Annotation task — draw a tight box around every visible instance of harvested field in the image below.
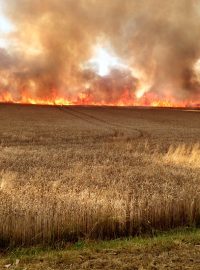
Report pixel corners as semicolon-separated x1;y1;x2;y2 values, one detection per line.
0;104;199;246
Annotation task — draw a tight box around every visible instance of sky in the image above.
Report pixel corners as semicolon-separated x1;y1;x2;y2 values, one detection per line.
0;1;14;49
0;1;13;33
0;15;14;34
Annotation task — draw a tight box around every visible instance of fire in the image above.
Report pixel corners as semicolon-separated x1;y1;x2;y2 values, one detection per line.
0;88;199;108
0;46;199;108
1;1;200;109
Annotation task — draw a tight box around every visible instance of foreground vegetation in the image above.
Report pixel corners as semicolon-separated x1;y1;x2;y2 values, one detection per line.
1;229;200;269
0;104;199;247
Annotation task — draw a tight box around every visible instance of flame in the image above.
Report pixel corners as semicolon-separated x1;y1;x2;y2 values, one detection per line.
1;1;200;109
0;88;199;107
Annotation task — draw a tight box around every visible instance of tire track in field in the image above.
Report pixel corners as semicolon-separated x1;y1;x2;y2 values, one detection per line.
56;106;96;126
72;108;143;135
56;106;148;140
69;107;148;139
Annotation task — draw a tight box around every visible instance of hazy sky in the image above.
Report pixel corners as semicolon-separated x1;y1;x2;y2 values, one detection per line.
0;1;14;50
0;1;13;34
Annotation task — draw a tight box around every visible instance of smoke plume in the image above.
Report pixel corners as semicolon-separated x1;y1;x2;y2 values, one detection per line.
0;0;200;105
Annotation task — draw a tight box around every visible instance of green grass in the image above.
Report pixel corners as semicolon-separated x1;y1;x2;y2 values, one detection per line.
1;228;200;269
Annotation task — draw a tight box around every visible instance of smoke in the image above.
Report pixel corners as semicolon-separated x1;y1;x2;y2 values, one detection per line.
0;0;200;104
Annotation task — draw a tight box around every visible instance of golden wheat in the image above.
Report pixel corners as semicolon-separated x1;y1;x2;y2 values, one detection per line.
0;104;199;246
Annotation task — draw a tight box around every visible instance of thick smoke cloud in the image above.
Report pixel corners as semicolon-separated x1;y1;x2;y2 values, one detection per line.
0;0;200;104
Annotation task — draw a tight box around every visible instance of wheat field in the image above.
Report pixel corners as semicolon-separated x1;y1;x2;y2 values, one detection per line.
0;104;199;246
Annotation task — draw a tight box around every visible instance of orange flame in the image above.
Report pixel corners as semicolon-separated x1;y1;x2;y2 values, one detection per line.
0;88;199;108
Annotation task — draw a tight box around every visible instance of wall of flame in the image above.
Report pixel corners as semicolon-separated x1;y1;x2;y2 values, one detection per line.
0;0;200;107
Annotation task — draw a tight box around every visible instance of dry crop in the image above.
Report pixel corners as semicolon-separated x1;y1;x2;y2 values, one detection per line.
0;104;199;246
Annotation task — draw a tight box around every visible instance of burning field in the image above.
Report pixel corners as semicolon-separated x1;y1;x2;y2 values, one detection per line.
0;1;200;263
0;104;199;246
0;0;200;107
